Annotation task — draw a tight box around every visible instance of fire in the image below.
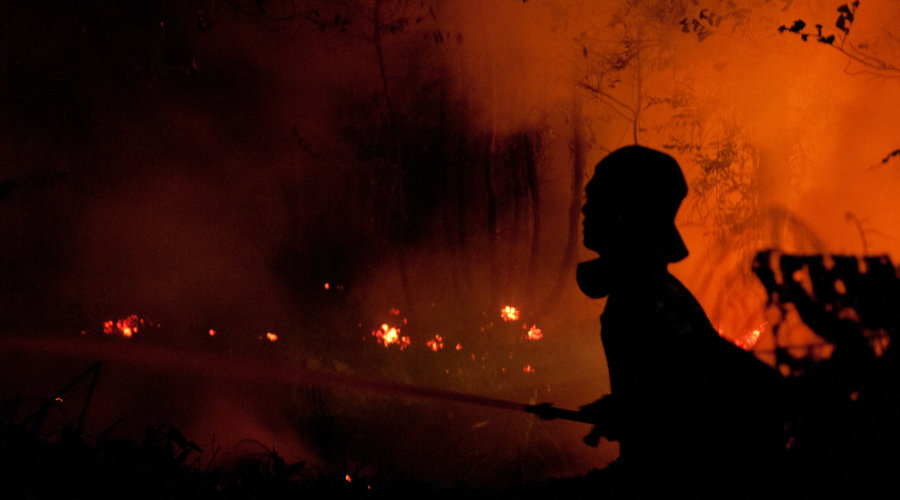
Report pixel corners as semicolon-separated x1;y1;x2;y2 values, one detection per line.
734;327;763;350
720;323;766;350
501;305;520;322
266;332;278;342
526;325;543;341
427;334;444;351
103;315;142;338
208;329;216;337
372;323;410;350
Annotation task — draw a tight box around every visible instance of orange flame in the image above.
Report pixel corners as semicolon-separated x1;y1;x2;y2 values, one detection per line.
103;315;142;338
427;334;444;352
266;332;278;342
526;325;543;341
372;323;410;350
720;323;765;350
208;329;216;337
501;305;520;322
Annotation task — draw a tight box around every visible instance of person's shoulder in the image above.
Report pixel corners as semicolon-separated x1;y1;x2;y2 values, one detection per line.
652;273;718;339
656;274;708;316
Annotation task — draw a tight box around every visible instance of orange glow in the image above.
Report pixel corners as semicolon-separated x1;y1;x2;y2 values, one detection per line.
266;332;278;342
324;282;330;290
456;343;463;351
501;305;520;322
526;325;543;341
389;308;400;316
720;323;765;351
345;474;352;483
208;329;216;337
372;323;410;350
427;334;444;351
523;364;534;373
104;315;142;338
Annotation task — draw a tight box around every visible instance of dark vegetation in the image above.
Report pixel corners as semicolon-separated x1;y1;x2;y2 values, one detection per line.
0;387;602;499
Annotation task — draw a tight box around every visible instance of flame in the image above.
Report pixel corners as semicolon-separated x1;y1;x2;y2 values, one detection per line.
501;305;520;322
372;323;410;350
266;332;278;342
345;474;352;483
720;323;766;350
103;315;142;338
427;334;444;352
208;329;216;337
526;325;543;341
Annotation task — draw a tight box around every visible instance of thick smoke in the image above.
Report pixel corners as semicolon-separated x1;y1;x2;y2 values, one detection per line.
2;0;900;486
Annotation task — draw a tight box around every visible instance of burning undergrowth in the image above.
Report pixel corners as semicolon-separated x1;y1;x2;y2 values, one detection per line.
4;0;900;495
0;290;610;491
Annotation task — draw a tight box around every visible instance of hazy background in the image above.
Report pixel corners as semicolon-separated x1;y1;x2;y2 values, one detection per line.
2;0;900;487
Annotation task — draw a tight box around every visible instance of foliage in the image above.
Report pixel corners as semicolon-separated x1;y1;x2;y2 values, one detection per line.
778;1;900;78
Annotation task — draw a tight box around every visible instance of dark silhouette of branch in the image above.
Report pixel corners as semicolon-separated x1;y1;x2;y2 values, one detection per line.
778;1;900;78
577;81;635;122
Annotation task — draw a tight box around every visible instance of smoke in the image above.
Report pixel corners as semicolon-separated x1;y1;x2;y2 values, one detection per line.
3;0;900;487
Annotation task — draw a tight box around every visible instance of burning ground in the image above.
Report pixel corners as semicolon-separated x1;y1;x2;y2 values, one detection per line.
3;0;900;494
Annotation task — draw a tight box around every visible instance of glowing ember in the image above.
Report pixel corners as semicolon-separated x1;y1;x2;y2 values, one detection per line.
501;305;520;322
103;315;142;338
324;282;330;290
266;332;278;342
208;329;216;337
523;364;534;373
526;325;543;341
372;323;410;350
720;323;765;350
427;334;444;352
345;474;352;483
456;343;463;351
389;308;400;316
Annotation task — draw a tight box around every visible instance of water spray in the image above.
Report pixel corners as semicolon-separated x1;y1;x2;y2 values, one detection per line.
0;337;594;426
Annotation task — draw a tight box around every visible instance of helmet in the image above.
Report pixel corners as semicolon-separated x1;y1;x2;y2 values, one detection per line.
583;145;688;263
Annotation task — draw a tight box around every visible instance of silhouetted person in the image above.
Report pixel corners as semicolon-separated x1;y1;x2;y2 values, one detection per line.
576;146;785;495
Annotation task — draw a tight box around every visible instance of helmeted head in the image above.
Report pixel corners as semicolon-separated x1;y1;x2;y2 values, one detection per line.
578;146;688;297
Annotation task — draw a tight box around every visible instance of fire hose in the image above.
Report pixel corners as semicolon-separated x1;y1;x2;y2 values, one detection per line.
0;337;601;439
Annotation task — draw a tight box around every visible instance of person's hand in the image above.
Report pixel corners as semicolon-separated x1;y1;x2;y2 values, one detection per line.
579;396;619;445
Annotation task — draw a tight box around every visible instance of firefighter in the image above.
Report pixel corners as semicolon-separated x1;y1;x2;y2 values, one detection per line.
576;146;786;495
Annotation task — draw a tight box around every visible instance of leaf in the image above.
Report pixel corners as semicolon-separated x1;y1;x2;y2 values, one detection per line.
881;149;900;164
